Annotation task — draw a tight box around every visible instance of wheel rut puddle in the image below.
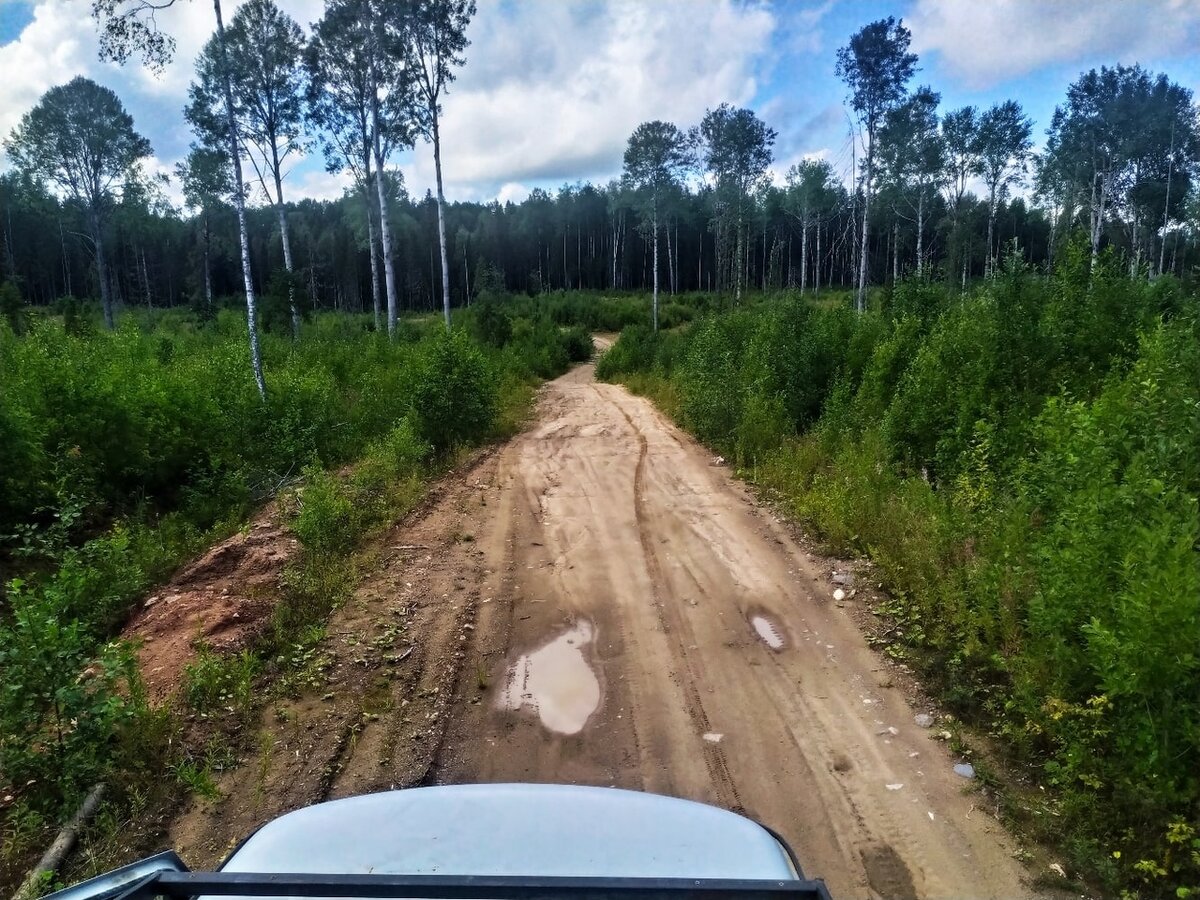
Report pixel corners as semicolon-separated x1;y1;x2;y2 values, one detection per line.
498;620;601;735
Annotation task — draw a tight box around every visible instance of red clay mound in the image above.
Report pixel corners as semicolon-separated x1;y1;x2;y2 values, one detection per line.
122;508;297;704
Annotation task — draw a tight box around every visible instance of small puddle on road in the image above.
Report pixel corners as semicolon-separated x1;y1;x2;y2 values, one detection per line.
750;614;785;650
499;620;600;734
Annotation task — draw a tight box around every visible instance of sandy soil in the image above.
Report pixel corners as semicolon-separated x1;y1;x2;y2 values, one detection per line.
162;342;1040;899
124;506;294;703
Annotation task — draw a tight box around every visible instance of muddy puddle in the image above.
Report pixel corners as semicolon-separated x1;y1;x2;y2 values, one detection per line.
750;613;785;650
499;620;600;734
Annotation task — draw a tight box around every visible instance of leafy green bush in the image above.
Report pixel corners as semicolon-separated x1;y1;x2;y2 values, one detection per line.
410;328;496;453
0;582;146;814
291;467;358;557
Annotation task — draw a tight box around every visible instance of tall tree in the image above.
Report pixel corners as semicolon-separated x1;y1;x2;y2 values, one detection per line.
189;0;306;338
407;0;476;327
1038;66;1190;268
4;77;150;330
941;105;981;283
366;0;419;336
307;0;393;331
623;121;694;330
176;145;231;310
976;101;1032;275
93;0;269;397
699;104;775;304
783;159;838;292
836;17;917;311
878;86;942;276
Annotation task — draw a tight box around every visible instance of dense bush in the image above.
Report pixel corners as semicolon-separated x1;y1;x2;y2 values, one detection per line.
410;328;496;453
0;303;588;822
599;258;1200;896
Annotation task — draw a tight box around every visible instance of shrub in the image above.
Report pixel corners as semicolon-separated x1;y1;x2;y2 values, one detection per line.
410;328;496;454
292;466;358;556
0;582;146;814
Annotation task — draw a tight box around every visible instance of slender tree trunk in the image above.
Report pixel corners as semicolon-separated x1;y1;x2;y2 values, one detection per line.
364;158;382;331
815;219;821;295
799;215;808;294
140;246;152;309
734;208;744;305
431;110;451;327
203;210;212;308
213;0;265;397
1159;127;1174;278
370;77;399;336
665;215;674;295
60;219;72;298
856;136;872;313
916;191;925;276
892;219;899;283
90;209;114;329
651;191;659;331
986;186;998;278
272;160;299;338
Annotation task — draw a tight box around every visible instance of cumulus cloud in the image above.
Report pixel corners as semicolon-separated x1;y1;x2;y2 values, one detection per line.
2;0;778;202
0;0;319;166
909;0;1200;89
405;0;777;200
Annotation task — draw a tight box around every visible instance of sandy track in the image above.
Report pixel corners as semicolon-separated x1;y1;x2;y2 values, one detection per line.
164;347;1037;899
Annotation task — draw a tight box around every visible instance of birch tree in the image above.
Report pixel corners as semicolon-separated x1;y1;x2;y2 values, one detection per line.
877;86;942;276
622;121;693;331
699;104;775;305
407;0;476;327
783;159;838;292
176;145;231;310
941;106;981;284
307;0;393;331
836;17;917;311
92;0;268;397
4;77;150;330
365;0;420;336
976;101;1032;275
189;0;306;338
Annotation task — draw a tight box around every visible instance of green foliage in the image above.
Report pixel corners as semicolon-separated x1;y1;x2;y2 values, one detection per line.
182;648;261;717
471;297;512;348
410;328;496;453
259;268;307;335
0;281;27;335
0;581;146;814
602;280;1200;895
0;305;577;839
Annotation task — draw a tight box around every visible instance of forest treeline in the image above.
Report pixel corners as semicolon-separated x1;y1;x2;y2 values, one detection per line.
598;252;1200;897
4;13;1200;343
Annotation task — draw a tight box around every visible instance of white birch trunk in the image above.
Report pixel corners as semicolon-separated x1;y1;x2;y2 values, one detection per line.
214;0;265;398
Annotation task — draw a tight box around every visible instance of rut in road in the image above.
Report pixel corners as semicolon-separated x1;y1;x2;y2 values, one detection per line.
164;347;1039;900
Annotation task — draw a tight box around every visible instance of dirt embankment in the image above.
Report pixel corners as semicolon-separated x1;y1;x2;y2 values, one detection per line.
148;344;1041;899
123;509;294;703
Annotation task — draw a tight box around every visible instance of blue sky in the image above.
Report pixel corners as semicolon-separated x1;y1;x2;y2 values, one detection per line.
4;0;1200;207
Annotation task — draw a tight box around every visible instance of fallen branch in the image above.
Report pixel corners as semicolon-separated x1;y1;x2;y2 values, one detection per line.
14;783;106;900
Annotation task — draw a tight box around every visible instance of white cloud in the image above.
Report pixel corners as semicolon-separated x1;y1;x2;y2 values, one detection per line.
404;0;777;201
0;0;321;164
496;182;530;205
290;167;352;202
909;0;1200;89
2;0;777;202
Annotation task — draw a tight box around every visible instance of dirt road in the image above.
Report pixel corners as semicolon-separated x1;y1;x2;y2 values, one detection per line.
166;344;1037;899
